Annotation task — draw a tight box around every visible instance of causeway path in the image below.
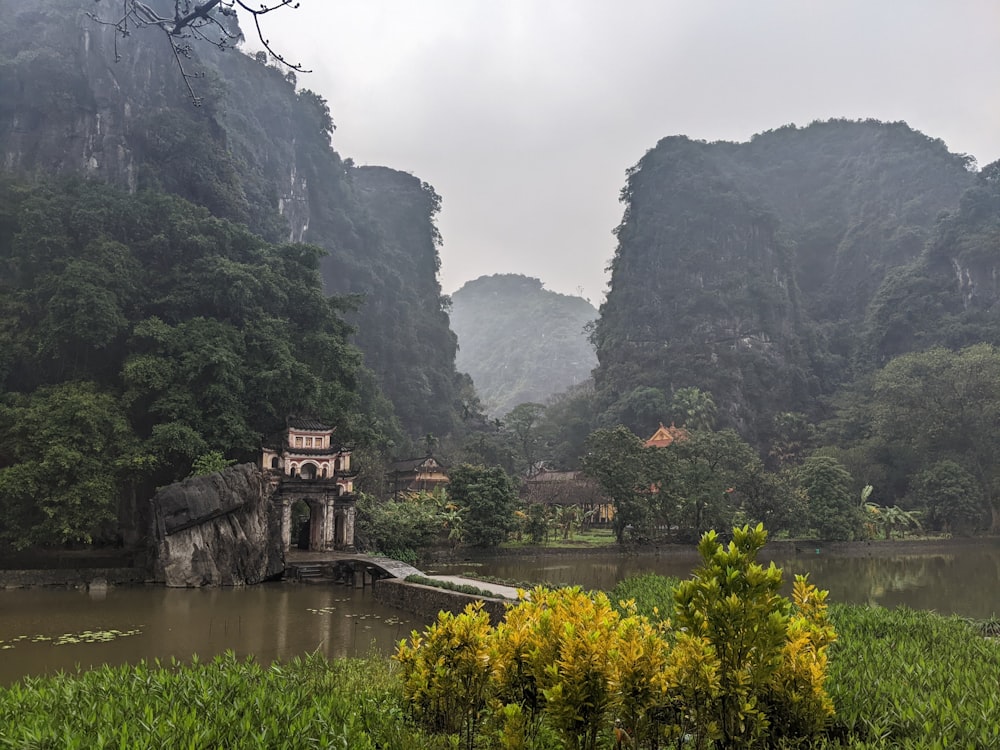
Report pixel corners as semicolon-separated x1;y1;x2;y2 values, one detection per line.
285;550;521;600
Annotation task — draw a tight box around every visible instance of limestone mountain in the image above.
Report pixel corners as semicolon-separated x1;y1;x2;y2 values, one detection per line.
862;162;1000;364
451;274;598;418
0;0;468;445
592;120;984;447
592;136;809;445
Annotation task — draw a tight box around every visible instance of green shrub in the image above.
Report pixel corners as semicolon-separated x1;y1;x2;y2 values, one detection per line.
673;524;836;747
395;603;494;749
398;525;836;750
609;573;680;625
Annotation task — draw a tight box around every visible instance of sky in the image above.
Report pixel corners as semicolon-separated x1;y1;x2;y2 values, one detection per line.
241;0;1000;305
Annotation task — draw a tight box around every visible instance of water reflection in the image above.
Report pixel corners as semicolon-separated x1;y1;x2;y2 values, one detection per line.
0;583;415;686
433;540;1000;617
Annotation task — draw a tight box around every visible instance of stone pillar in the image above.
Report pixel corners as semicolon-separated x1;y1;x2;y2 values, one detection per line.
322;497;335;550
344;505;356;551
280;498;292;551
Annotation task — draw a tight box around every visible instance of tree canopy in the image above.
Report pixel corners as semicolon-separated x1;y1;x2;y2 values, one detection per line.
0;177;377;549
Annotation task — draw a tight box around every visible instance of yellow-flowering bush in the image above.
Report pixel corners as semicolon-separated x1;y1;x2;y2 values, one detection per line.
394;602;493;749
395;524;836;749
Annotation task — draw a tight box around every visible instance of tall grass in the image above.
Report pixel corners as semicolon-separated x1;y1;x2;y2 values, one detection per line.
0;652;447;749
825;604;1000;748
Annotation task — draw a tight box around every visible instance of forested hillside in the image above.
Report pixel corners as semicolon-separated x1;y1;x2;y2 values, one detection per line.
0;178;378;549
451;274;597;418
0;0;468;444
592;120;986;446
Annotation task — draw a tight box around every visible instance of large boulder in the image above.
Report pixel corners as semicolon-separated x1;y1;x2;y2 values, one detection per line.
151;464;284;587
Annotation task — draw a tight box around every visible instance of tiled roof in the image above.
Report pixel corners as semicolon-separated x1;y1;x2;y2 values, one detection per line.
645;422;689;448
390;455;443;473
287;416;332;432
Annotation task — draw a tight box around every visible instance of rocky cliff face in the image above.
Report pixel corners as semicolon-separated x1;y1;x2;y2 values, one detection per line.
0;0;469;443
593;136;809;442
151;464;283;587
450;274;598;418
591;121;986;445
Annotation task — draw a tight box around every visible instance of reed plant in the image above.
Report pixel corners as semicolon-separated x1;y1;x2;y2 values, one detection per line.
0;652;446;749
825;604;1000;748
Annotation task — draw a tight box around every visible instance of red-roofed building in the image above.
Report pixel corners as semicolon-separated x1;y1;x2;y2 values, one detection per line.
644;422;689;449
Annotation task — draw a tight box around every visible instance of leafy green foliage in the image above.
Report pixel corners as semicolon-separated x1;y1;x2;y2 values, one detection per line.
912;460;983;534
609;573;679;625
871;345;1000;531
0;2;469;451
447;465;519;548
396;603;495;748
581;427;652;542
0;652;427;749
823;345;1000;534
355;492;450;555
0;178;373;548
398;526;836;749
668;386;717;431
188;451;236;478
826;605;1000;748
582;425;800;543
0;382;138;549
674;525;836;747
796;456;860;541
664;429;764;537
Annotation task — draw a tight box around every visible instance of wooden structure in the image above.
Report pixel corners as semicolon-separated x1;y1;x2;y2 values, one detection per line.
388;454;449;497
521;468;613;524
262;417;358;552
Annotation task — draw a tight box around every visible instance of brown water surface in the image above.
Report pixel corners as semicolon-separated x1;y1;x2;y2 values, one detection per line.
4;539;999;685
426;539;1000;617
0;583;414;685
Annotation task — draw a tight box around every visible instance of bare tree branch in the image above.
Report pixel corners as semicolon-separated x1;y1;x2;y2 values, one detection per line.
88;0;309;105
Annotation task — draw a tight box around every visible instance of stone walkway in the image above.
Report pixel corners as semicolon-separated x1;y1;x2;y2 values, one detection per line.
424;575;522;600
284;550;522;599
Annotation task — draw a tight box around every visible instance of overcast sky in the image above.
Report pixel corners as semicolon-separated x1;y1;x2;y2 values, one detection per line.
243;1;1000;304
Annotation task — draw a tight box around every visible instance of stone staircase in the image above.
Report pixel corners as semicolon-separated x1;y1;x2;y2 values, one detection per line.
290;563;324;581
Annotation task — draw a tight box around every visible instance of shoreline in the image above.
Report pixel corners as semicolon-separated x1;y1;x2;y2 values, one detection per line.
3;536;996;588
426;535;998;564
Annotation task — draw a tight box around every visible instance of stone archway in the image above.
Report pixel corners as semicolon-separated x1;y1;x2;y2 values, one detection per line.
276;493;355;552
300;462;318;480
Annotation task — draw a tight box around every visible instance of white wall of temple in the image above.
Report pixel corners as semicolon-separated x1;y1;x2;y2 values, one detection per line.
287;430;333;449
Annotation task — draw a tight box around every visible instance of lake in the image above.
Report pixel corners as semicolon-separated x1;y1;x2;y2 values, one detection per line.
426;539;1000;616
0;583;415;686
3;539;999;685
